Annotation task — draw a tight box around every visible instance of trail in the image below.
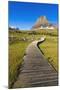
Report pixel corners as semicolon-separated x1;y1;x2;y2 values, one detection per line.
13;37;58;88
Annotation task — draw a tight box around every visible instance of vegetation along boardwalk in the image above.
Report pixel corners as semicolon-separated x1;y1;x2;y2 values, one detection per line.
13;37;58;88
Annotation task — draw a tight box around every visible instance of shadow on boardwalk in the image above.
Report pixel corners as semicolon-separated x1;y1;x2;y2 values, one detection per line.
13;37;58;88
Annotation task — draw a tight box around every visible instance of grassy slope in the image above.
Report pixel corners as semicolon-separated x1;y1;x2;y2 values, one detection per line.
9;30;42;87
9;41;29;87
9;29;58;88
39;36;58;71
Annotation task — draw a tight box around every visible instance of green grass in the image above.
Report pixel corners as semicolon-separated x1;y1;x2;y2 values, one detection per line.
9;28;58;88
9;41;29;87
9;29;58;37
39;36;58;71
9;29;42;88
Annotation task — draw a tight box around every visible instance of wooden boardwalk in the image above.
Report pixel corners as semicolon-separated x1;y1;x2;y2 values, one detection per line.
13;38;58;88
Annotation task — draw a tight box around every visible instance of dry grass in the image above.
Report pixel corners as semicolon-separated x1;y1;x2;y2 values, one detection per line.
9;28;58;88
9;41;29;87
39;36;58;71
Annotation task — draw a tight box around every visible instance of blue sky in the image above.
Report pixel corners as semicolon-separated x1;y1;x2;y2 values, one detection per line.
8;1;58;30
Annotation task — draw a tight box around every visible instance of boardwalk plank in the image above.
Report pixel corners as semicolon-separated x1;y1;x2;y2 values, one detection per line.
13;39;58;88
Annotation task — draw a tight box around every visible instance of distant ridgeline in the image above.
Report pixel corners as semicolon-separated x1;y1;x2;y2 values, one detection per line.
32;16;57;30
9;16;58;31
9;26;20;31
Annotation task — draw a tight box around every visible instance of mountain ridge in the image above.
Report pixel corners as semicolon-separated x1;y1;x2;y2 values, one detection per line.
32;16;56;30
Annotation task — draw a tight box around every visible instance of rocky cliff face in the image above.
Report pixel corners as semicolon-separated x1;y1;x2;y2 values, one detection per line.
32;16;54;29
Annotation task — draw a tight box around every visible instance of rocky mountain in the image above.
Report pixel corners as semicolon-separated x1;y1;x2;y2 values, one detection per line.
32;16;55;29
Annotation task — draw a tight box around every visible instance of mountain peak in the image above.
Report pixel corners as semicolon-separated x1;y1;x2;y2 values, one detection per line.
32;16;52;29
